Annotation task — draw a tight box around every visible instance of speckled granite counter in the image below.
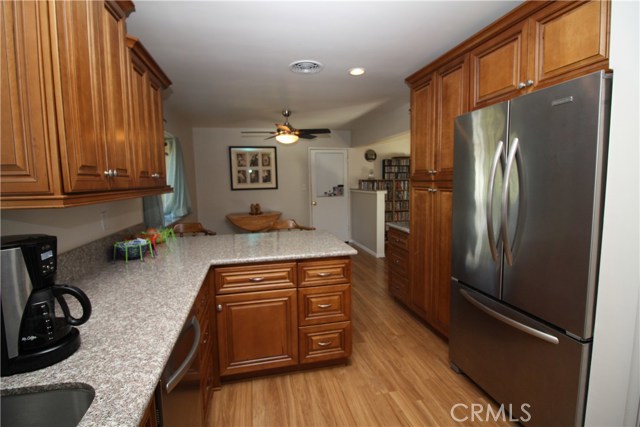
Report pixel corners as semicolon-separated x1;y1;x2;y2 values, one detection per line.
387;221;410;233
0;231;357;427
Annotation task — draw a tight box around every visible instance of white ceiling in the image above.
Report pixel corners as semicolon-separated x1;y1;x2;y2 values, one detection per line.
126;1;523;131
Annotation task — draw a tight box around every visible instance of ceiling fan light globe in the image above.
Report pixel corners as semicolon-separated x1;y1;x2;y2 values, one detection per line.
275;133;299;144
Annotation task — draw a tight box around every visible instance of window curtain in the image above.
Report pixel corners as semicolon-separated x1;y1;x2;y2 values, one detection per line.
162;132;192;225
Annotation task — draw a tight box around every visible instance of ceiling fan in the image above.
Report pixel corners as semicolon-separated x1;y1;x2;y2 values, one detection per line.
241;109;331;144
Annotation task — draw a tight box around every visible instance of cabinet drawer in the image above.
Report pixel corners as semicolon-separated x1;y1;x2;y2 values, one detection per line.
387;229;409;251
214;262;296;294
298;258;351;287
388;251;409;275
298;284;351;326
299;321;352;364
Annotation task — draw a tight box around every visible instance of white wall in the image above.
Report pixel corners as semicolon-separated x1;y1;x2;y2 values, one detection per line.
348;131;410;188
585;1;640;425
0;199;143;254
192;128;350;235
350;98;410;147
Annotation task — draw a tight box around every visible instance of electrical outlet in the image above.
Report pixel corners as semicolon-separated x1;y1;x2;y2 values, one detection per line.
100;211;108;231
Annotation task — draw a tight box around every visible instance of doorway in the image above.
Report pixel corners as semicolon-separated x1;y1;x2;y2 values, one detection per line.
308;148;349;241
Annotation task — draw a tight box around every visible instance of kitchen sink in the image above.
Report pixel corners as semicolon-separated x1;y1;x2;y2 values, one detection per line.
1;384;95;427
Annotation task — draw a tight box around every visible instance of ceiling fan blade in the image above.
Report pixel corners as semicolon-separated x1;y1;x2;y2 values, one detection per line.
298;134;317;140
264;135;277;140
241;131;275;134
297;128;331;135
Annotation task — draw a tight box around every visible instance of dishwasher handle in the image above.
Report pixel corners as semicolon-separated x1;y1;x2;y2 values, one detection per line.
165;316;201;394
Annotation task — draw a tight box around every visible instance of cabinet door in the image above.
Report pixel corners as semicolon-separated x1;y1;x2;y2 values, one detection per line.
409;182;452;337
409;183;436;320
430;182;453;337
101;1;132;189
434;56;469;182
470;20;529;110
410;77;435;181
216;289;298;376
147;75;167;186
1;1;55;195
54;0;109;192
528;0;610;89
128;52;155;188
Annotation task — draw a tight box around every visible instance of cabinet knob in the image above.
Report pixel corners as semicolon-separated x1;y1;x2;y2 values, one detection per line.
104;169;115;178
216;304;222;312
526;79;534;87
518;82;526;89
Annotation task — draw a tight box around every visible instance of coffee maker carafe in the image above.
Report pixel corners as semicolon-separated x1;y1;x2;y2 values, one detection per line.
1;235;92;376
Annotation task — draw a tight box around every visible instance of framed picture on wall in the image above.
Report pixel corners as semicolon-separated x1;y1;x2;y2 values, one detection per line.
229;146;278;190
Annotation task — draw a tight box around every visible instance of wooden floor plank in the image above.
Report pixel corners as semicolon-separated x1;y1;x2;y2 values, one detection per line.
209;247;508;426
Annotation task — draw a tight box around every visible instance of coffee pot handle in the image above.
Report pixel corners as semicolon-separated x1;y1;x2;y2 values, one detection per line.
53;285;92;326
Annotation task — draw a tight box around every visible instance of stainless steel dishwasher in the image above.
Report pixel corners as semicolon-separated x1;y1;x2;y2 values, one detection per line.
156;315;202;427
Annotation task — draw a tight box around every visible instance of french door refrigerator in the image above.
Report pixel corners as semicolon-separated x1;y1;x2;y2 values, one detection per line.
449;71;611;427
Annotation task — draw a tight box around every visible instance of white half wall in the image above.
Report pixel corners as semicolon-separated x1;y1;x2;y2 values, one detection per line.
193;128;350;235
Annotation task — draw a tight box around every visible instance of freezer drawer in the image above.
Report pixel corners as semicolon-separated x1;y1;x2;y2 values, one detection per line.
449;281;590;427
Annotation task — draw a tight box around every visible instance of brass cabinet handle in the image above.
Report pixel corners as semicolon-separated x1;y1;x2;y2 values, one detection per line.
317;304;332;309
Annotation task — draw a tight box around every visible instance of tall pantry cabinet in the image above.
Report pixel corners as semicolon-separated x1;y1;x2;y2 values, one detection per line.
405;0;610;338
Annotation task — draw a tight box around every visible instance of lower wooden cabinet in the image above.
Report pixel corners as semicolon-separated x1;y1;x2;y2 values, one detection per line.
387;227;410;305
299;321;352;364
214;258;352;379
216;288;298;376
410;181;453;337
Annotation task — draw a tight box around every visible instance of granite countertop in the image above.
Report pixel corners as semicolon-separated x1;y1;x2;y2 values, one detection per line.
0;231;356;427
387;221;410;233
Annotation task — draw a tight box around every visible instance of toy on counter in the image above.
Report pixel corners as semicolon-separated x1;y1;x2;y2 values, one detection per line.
113;238;154;262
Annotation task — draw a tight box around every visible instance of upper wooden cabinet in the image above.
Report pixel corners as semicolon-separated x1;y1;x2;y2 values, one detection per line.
470;0;610;110
410;56;468;182
126;36;171;188
0;0;172;209
54;0;132;192
1;1;56;196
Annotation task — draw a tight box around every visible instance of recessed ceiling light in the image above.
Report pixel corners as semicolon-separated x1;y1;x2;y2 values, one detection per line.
289;60;323;74
349;67;366;76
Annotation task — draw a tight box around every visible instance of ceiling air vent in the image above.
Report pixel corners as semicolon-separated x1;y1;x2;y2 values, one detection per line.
289;60;323;74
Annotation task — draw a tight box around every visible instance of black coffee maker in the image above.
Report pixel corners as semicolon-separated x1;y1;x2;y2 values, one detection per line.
1;234;92;376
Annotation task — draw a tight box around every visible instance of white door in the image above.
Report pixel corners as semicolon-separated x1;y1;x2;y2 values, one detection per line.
309;148;349;241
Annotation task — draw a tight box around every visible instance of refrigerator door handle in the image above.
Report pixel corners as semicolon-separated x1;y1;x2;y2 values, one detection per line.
460;288;560;345
487;140;505;262
501;137;525;266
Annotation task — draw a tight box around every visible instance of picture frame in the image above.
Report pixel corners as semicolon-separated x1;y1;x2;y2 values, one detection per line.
229;146;278;190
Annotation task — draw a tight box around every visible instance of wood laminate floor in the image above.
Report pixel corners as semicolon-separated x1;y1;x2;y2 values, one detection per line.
209;247;510;427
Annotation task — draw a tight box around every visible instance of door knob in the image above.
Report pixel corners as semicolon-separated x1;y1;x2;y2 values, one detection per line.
312;201;317;206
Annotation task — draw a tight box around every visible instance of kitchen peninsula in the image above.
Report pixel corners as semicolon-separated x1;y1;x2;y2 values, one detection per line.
0;231;356;426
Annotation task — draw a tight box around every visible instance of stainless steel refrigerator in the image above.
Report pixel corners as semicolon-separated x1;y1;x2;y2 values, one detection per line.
449;71;611;427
